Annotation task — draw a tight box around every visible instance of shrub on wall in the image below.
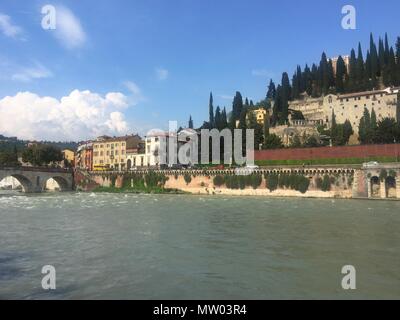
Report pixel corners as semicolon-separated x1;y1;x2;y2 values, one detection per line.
184;173;192;185
379;169;388;182
321;175;331;192
213;175;225;187
265;173;279;192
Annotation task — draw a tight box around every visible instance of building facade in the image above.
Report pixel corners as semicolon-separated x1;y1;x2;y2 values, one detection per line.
75;142;93;171
92;135;141;171
289;87;399;131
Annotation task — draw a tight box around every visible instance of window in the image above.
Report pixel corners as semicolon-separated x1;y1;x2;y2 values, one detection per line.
354;105;358;108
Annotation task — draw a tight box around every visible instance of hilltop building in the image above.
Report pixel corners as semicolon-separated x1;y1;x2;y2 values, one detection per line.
289;87;399;130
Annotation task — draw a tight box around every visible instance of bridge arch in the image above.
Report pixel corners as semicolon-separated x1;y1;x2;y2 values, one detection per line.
385;176;396;198
370;176;380;197
43;176;70;192
0;174;33;192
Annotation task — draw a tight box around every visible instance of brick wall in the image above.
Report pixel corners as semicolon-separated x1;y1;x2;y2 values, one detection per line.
255;144;400;161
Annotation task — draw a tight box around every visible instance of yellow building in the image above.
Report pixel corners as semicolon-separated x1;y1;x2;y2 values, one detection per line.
92;135;141;171
246;108;269;125
62;149;75;164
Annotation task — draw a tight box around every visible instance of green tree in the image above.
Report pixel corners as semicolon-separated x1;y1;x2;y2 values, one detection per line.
374;118;398;144
369;33;379;87
263;134;283;149
335;56;346;93
22;144;63;167
188;115;194;129
209;92;214;128
266;79;276;100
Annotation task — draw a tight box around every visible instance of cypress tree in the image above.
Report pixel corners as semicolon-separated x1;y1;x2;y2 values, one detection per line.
365;51;372;89
303;64;313;96
396;37;400;86
188;115;194;129
347;49;357;92
397;92;400;123
384;33;390;65
215;106;222;130
356;42;365;91
266;79;276;100
311;64;319;97
370;33;379;87
335;56;346;93
371;108;377;129
378;37;385;76
231;91;243;125
209;92;214;128
319;52;330;95
281;72;291;122
221;107;228;128
292;73;299;100
272;85;282;124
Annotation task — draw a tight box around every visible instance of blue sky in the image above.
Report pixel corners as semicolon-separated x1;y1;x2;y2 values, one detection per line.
0;0;399;141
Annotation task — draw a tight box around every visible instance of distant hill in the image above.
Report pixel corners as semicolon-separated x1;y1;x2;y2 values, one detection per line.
0;135;78;153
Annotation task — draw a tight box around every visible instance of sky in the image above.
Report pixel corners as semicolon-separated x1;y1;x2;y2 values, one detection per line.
0;0;399;141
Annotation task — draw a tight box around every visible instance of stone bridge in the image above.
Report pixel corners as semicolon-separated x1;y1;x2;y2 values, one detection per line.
0;167;74;193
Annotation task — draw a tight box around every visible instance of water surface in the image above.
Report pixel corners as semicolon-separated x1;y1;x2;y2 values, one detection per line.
1;191;399;299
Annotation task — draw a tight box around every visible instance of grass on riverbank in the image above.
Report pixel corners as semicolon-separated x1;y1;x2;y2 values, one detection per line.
255;156;398;166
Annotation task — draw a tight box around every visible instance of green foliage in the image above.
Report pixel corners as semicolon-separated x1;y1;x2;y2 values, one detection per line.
264;173;310;193
213;175;225;187
22;144;63;166
0;145;20;167
184;173;192;185
263;134;284;149
389;170;397;178
379;169;388;181
265;173;279;192
321;175;332;192
145;172;168;188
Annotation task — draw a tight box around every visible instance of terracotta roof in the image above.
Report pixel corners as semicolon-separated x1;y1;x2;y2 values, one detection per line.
338;89;389;99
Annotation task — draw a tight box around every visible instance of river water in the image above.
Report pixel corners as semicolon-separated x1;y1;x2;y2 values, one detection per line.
0;191;399;299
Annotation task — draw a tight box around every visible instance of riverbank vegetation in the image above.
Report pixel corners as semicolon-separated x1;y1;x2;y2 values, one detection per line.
92;172;185;194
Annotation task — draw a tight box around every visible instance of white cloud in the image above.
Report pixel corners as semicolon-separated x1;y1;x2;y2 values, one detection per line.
53;6;87;49
155;68;169;80
251;69;275;78
217;94;233;100
11;63;53;82
123;81;145;105
0;13;23;38
0;90;131;141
